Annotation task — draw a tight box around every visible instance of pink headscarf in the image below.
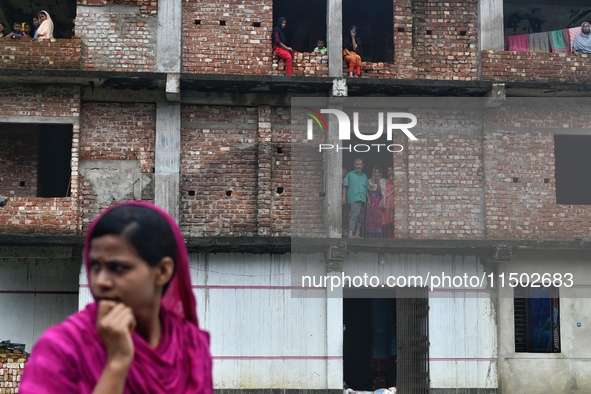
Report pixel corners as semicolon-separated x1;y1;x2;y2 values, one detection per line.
19;201;213;393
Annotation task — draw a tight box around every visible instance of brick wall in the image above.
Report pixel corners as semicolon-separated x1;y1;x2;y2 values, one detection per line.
272;52;328;77
0;85;80;118
404;135;484;239
412;0;478;80
76;6;157;72
270;107;292;235
394;0;416;78
0;86;79;234
482;105;591;240
79;102;156;228
0;38;82;70
183;0;272;75
180;105;259;236
77;0;157;14
482;51;591;83
0;126;38;197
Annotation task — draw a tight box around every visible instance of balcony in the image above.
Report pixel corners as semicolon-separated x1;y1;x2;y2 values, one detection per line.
0;38;82;71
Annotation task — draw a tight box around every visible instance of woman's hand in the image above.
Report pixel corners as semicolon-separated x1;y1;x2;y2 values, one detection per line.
97;300;136;368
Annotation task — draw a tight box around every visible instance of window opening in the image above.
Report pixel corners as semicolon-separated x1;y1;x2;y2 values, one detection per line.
514;284;561;353
554;135;591;205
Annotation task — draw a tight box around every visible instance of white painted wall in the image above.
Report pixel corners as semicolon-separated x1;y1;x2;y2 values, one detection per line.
0;246;80;352
344;253;498;390
498;250;591;393
79;252;342;390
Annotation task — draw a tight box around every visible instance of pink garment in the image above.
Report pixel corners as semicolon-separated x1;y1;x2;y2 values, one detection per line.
506;34;529;52
36;10;53;39
20;201;213;393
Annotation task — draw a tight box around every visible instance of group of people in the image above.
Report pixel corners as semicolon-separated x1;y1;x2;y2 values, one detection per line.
272;17;363;77
0;11;53;40
342;159;395;239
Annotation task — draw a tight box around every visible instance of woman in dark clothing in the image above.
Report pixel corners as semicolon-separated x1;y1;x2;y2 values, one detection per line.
343;25;363;77
272;17;293;76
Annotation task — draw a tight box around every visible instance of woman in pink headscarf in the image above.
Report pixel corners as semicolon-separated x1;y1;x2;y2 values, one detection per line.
20;201;213;393
35;10;53;39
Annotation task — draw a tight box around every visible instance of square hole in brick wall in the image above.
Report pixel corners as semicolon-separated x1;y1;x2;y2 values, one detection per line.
0;123;73;198
554;135;591;204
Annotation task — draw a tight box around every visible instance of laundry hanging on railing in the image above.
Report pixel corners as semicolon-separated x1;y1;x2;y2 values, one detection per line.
505;26;581;53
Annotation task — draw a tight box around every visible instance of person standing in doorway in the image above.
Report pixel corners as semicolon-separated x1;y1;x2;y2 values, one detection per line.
342;158;369;238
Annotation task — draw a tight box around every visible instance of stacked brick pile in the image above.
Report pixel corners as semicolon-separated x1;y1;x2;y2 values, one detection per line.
272;52;328;76
0;341;28;393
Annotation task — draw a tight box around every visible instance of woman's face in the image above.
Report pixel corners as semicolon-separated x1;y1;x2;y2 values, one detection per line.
281;19;286;28
0;24;5;34
89;235;164;316
39;13;47;23
33;18;39;27
24;24;31;35
388;167;394;179
373;168;381;179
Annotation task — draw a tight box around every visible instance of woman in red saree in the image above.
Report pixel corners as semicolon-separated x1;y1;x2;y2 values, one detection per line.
20;201;213;393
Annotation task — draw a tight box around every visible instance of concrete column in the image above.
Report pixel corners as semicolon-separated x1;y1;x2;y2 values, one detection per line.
325;89;347;238
327;0;343;77
157;0;183;73
479;0;504;51
155;102;181;221
326;280;343;389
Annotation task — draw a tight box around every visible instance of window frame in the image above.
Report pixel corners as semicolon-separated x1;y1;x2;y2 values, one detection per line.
514;284;561;353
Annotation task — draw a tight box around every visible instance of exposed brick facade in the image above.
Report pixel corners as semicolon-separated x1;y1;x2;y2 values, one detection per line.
76;7;157;72
0;126;38;197
482;51;591;83
0;38;82;70
77;0;158;14
0;86;79;234
180;105;259;236
79;102;156;228
183;0;272;75
412;0;478;80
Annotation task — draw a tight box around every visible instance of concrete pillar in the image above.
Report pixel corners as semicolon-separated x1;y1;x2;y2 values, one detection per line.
155;102;181;221
154;0;182;218
324;86;348;238
479;0;504;51
327;0;343;77
157;0;183;73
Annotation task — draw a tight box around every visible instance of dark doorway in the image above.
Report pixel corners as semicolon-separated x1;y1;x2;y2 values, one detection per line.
343;0;394;62
343;298;397;391
37;124;73;197
273;0;327;52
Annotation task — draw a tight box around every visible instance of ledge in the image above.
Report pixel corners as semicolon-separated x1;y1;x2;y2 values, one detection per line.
1;234;590;255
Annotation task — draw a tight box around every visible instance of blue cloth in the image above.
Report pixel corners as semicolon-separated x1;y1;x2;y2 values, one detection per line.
573;23;591;54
